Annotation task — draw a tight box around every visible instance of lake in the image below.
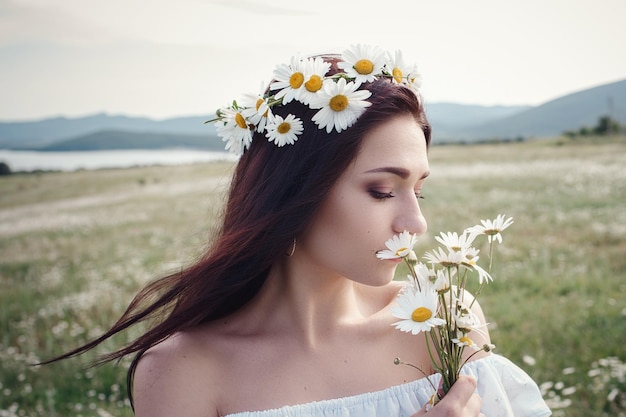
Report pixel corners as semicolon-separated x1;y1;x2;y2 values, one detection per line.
0;149;237;172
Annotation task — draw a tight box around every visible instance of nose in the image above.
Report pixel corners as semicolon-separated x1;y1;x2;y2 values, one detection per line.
392;196;428;236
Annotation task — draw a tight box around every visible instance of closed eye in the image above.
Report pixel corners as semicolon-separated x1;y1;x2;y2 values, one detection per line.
369;190;394;199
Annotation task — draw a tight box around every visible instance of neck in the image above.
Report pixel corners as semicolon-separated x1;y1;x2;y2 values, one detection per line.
248;254;370;349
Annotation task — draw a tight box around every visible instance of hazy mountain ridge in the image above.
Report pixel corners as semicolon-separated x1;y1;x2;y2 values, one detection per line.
1;78;624;150
448;79;626;141
35;130;225;152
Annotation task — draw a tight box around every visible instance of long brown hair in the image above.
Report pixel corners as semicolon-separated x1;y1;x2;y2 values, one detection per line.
44;57;432;406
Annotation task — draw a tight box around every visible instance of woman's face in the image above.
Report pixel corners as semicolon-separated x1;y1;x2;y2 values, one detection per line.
298;114;429;286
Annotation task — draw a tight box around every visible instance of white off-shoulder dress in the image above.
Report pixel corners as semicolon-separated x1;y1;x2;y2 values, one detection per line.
223;354;551;417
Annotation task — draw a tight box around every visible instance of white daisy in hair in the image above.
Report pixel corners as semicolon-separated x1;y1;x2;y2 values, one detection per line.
309;77;372;133
389;50;422;94
270;56;306;104
299;56;332;105
214;107;253;156
338;44;386;85
241;82;273;133
265;114;304;147
386;49;420;86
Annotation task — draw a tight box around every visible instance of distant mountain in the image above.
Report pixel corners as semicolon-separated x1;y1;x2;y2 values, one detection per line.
435;79;626;141
0;113;215;149
1;78;624;149
36;130;224;152
425;103;531;141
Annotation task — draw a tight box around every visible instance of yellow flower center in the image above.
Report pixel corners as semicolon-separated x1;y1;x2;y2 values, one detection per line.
395;247;407;257
289;72;304;89
329;94;349;112
305;75;323;92
235;113;247;129
411;307;432;322
460;336;473;345
255;98;268;117
277;122;291;134
392;67;403;83
354;59;374;75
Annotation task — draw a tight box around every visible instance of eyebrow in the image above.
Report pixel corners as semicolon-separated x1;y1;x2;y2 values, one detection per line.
364;167;430;180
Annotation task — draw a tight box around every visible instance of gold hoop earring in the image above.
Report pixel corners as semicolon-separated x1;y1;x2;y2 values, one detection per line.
285;238;296;257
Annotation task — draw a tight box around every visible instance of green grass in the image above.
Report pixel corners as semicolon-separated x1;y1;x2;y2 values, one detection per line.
1;137;625;416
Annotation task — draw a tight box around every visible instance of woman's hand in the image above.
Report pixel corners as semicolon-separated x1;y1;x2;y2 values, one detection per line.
411;375;483;417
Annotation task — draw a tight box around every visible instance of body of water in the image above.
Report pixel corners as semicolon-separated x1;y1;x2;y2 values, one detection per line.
0;149;237;172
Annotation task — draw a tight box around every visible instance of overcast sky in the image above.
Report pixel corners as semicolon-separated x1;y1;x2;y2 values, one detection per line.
1;0;625;121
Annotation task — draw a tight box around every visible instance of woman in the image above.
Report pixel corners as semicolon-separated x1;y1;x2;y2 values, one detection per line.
51;45;551;417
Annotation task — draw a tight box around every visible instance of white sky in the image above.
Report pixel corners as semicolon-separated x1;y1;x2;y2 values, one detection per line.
1;0;625;121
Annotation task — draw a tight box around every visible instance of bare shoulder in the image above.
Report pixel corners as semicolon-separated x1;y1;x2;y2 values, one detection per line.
133;329;223;417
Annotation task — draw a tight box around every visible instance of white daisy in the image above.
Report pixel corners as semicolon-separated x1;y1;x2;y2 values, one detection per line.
338;44;386;85
461;247;492;283
241;82;272;133
265;114;304;147
435;231;476;252
451;302;481;333
433;268;453;294
452;335;483;351
214;107;253;155
376;230;418;260
309;78;372;133
270;56;306;104
386;49;421;88
299;56;332;105
423;247;464;268
466;214;514;244
391;285;446;335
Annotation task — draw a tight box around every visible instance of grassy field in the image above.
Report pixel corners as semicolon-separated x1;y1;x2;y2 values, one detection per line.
1;137;625;416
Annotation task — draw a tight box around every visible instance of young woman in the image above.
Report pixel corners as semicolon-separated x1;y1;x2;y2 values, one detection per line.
51;46;551;417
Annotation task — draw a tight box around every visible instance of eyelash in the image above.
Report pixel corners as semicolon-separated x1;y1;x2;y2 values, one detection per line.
368;190;425;200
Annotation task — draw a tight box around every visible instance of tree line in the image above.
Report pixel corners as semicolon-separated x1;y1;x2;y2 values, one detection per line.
563;115;624;138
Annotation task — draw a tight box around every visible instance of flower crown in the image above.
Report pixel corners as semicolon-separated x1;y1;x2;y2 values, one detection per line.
209;44;422;155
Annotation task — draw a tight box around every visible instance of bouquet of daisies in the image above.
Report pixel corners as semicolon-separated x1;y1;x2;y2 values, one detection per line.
377;214;513;400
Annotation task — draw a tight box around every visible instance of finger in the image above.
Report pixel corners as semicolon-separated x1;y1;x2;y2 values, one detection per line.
444;375;477;403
